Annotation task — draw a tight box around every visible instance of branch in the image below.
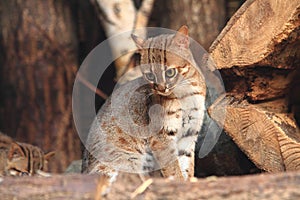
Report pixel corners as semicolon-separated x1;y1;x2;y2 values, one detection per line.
133;0;155;36
92;0;154;79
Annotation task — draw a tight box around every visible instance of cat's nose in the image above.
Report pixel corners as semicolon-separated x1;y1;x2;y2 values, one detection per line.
154;83;165;91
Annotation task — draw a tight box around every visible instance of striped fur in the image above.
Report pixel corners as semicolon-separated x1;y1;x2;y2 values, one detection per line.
82;26;206;181
0;132;54;176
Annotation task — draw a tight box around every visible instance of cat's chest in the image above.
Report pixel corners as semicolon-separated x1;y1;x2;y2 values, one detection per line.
150;92;205;135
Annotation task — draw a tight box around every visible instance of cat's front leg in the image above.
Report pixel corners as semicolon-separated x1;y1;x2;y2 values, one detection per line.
177;133;197;179
162;99;183;136
176;96;206;179
149;134;184;180
163;115;182;136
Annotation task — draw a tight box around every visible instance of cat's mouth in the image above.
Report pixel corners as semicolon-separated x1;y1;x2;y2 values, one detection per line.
153;88;173;96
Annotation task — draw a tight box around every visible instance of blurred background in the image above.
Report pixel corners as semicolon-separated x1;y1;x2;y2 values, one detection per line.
1;0;279;175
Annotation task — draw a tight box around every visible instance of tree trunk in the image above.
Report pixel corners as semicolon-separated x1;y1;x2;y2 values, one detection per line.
150;0;226;50
0;0;81;172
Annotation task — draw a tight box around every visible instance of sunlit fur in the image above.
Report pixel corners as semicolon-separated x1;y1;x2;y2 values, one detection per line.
83;26;206;181
134;26;207;179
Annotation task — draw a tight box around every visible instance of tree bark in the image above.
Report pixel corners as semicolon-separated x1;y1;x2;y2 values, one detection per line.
0;0;81;172
150;0;226;50
1;172;300;200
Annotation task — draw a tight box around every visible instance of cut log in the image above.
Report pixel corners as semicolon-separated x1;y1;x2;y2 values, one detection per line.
1;172;300;199
205;0;300;175
208;95;300;172
208;0;300;101
210;0;300;70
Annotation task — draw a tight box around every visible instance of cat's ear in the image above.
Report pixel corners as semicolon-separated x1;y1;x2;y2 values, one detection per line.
42;151;55;171
131;34;145;49
44;151;55;161
173;25;189;48
8;142;25;160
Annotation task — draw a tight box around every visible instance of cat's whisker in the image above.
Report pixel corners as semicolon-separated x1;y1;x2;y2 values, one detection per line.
177;79;194;87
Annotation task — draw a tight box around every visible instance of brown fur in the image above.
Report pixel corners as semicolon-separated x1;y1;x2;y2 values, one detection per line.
82;26;206;181
0;132;55;176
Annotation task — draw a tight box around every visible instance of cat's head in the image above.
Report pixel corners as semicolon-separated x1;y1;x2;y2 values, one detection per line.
132;25;195;96
6;142;55;176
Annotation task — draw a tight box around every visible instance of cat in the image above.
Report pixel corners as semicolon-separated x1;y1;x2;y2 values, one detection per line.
82;25;206;181
0;132;55;176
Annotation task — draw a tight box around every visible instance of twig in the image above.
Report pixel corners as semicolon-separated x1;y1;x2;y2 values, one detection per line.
130;178;153;199
77;73;108;100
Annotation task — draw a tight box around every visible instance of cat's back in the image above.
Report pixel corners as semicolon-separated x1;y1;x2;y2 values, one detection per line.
88;77;151;139
0;132;13;148
83;77;152;173
0;132;13;175
0;132;54;176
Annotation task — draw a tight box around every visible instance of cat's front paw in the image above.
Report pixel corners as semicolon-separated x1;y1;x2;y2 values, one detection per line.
164;126;178;136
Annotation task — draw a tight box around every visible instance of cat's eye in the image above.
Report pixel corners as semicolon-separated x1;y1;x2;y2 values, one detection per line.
165;68;177;78
145;72;155;81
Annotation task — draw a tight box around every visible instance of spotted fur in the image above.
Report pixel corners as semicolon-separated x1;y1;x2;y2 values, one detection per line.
0;132;54;176
82;26;206;181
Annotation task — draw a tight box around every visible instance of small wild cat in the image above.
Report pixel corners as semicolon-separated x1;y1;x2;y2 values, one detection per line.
0;132;55;176
82;26;206;181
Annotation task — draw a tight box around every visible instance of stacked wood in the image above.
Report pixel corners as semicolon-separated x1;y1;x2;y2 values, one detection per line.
209;95;300;172
209;0;300;103
210;0;300;72
208;0;300;173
